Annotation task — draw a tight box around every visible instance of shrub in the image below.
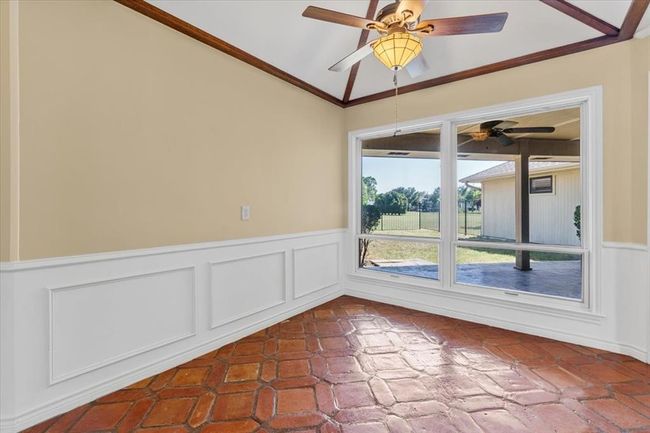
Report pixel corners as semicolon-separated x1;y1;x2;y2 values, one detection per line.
574;205;581;240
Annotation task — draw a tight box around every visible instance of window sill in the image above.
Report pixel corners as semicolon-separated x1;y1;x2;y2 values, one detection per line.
347;269;605;324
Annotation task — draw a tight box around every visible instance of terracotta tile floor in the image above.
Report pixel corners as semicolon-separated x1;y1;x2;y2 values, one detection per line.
23;296;650;433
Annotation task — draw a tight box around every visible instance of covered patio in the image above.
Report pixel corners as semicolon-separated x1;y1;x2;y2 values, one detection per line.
367;259;582;299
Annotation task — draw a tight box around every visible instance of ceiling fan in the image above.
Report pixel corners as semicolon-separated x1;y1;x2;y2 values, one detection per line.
302;0;508;76
470;120;556;146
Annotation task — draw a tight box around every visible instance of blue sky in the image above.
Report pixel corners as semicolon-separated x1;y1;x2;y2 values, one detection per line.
362;157;503;193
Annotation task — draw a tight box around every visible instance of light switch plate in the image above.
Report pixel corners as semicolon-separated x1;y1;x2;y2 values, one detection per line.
241;205;250;221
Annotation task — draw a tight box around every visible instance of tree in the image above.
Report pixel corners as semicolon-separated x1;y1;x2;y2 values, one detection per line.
375;191;408;214
359;204;381;266
361;176;377;205
421;187;440;212
458;185;482;211
574;205;581;240
391;187;424;211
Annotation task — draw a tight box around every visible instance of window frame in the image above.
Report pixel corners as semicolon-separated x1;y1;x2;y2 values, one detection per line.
347;86;602;317
529;175;554;194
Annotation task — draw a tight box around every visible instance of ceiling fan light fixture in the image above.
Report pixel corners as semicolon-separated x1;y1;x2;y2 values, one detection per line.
471;131;489;141
372;32;422;71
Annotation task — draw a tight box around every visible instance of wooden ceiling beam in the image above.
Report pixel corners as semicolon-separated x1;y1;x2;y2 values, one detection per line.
362;134;580;156
342;0;379;104
362;133;440;151
618;0;650;40
458;137;580;156
539;0;619;36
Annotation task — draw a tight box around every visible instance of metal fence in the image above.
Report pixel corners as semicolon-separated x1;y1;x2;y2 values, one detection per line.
458;211;482;237
376;209;482;236
378;211;441;232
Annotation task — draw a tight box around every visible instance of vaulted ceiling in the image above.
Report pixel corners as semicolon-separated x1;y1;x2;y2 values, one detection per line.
121;0;650;107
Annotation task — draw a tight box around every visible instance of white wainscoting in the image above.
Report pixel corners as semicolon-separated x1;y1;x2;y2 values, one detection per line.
49;266;198;384
293;243;339;299
346;242;649;363
209;252;287;328
0;229;345;433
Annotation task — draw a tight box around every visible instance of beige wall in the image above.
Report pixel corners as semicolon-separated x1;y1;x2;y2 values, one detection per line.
346;38;650;244
0;2;11;261
2;1;346;260
1;1;648;260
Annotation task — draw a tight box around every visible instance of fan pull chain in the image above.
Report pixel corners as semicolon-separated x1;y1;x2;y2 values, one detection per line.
393;71;400;136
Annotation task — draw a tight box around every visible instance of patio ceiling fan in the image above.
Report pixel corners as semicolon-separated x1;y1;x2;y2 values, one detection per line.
471;120;556;146
302;0;508;76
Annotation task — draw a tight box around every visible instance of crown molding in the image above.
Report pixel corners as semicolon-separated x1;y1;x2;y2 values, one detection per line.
114;0;646;109
345;35;618;106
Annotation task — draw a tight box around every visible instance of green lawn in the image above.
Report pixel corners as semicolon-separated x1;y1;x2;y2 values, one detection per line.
364;240;580;265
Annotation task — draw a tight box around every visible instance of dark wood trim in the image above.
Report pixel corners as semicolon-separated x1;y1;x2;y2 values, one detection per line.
539;0;619;36
114;0;345;107
115;0;645;109
342;0;379;104
618;0;650;40
346;35;619;106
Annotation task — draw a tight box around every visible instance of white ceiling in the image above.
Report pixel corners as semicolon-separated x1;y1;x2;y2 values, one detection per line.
148;0;649;101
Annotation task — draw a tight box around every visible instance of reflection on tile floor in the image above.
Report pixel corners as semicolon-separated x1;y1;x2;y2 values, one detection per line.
23;296;649;433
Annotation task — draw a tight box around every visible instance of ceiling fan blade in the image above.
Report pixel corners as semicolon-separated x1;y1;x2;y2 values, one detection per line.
329;40;376;72
497;133;514;146
405;55;429;78
302;6;381;29
502;127;556;133
414;12;508;36
397;0;426;22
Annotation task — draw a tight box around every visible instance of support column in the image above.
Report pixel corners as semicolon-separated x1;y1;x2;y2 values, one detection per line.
514;142;531;271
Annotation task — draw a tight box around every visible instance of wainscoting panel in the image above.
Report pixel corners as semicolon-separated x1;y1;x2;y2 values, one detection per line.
210;252;286;328
293;243;339;299
49;267;197;384
0;229;345;433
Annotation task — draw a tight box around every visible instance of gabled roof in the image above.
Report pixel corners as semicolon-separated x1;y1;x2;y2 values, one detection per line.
460;161;579;183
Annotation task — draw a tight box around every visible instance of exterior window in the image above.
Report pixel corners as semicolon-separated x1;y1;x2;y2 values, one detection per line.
352;92;596;309
530;176;553;194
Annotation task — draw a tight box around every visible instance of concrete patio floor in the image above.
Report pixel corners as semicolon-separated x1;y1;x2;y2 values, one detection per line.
366;260;582;299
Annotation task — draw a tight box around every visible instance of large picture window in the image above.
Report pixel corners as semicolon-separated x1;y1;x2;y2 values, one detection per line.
351;90;597;310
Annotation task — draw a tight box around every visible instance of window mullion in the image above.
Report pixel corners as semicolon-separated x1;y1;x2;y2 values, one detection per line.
440;121;454;288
